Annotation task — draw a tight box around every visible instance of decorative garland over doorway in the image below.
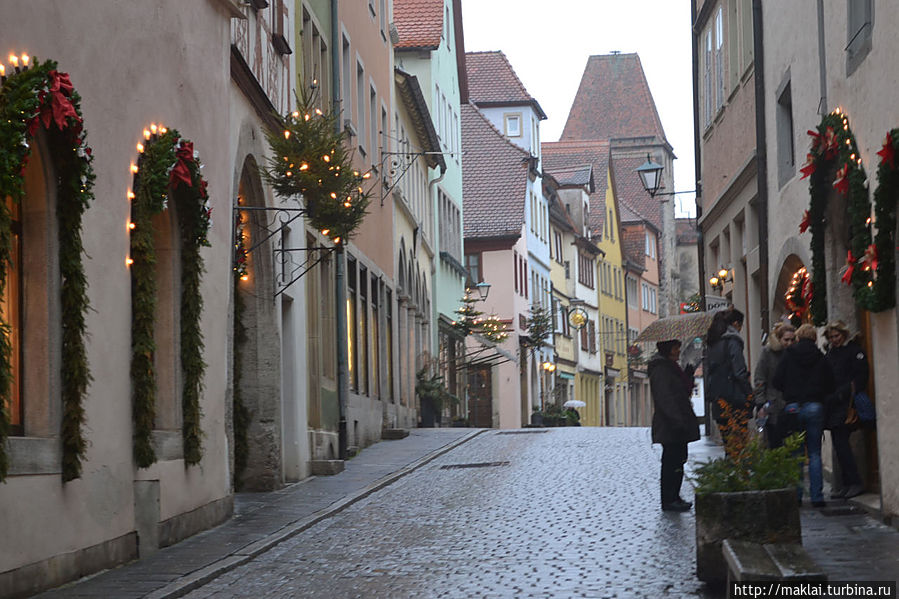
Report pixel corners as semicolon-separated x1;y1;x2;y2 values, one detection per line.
129;126;211;468
800;111;897;323
0;57;94;482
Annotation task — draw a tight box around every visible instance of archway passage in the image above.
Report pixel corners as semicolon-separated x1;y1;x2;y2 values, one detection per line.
232;155;283;491
0;58;94;482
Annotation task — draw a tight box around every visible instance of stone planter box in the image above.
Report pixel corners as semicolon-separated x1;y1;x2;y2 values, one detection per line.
695;487;801;584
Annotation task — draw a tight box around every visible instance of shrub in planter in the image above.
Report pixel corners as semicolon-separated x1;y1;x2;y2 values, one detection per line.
692;401;805;584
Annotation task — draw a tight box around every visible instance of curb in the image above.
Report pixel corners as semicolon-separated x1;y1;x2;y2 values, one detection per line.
146;428;486;599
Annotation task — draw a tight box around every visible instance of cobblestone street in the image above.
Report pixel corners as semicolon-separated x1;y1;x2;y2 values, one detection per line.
182;428;712;598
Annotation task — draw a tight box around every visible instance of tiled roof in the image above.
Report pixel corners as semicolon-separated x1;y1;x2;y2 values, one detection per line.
676;218;700;244
393;0;444;50
620;226;646;271
543;163;593;189
462;102;530;239
610;154;662;232
541;140;610;238
465;51;547;119
561;53;667;144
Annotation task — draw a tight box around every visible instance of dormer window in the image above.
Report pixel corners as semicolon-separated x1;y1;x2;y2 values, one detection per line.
504;114;521;137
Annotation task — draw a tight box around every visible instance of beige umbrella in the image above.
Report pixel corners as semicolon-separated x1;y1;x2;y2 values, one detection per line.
634;310;725;344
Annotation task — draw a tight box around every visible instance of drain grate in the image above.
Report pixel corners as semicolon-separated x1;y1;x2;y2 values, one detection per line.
496;429;549;435
439;461;510;470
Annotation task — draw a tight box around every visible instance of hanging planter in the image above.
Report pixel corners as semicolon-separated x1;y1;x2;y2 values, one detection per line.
0;57;94;482
129;126;211;468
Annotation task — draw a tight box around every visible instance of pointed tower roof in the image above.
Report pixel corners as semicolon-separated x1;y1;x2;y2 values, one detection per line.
561;53;667;144
465;51;547;119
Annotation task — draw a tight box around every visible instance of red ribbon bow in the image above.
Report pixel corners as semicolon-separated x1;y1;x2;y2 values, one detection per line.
799;210;811;234
799;153;816;179
877;132;895;169
861;243;879;273
833;163;850;195
39;70;81;131
170;141;195;189
842;250;856;285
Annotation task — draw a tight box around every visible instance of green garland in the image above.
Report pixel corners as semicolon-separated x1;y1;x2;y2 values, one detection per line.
0;59;94;482
131;128;210;468
800;111;868;324
263;93;371;245
861;130;898;310
801;113;898;321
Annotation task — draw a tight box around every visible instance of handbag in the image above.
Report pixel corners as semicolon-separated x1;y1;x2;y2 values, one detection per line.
853;391;876;423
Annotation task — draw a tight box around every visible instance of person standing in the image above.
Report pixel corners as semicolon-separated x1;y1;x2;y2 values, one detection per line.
773;324;835;507
705;308;752;456
649;339;700;512
824;321;866;500
753;322;796;448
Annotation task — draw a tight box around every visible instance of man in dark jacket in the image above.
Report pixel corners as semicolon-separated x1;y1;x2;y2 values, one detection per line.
772;324;835;507
649;339;701;512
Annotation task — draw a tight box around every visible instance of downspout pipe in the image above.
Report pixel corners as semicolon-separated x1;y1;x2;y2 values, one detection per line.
752;0;770;334
331;0;349;460
691;0;710;434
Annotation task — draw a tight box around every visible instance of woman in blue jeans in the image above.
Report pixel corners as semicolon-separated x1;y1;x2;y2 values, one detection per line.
772;324;835;507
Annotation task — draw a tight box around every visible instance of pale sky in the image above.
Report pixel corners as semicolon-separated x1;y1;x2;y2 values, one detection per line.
460;0;697;217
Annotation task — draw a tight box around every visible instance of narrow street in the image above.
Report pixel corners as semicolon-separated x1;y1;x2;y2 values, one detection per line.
181;428;712;599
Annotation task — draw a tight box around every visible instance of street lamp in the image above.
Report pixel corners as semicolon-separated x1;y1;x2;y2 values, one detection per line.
475;281;491;301
709;267;732;293
636;154;664;198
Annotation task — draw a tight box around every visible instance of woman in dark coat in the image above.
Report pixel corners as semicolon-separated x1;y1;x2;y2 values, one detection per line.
704;308;752;455
649;339;700;512
824;321;866;499
753;322;796;448
772;324;835;507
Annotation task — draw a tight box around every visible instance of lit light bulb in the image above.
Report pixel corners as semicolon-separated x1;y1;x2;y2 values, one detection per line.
321;229;330;236
286;171;292;177
292;111;299;118
127;190;135;200
241;274;249;282
299;163;308;170
322;155;330;162
130;163;139;173
9;54;17;66
0;65;5;76
159;126;166;134
362;172;371;179
128;222;136;230
284;130;291;139
304;114;311;121
125;257;134;266
143;129;151;140
20;54;28;66
150;124;157;134
330;192;337;199
136;143;144;153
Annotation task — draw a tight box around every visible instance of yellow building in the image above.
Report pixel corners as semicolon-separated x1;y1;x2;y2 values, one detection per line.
543;141;625;426
596;168;629;426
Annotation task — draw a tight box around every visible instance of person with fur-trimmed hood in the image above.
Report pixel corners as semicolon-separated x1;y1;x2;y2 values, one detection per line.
649;339;700;512
753;322;796;448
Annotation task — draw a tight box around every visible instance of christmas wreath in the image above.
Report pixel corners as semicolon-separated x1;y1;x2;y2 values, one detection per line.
0;57;94;482
130;126;211;468
800;112;897;321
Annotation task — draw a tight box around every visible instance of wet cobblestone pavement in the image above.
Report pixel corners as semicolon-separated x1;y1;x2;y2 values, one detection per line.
182;427;714;598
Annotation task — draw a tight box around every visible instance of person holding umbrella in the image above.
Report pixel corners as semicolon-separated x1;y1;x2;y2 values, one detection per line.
649;339;700;512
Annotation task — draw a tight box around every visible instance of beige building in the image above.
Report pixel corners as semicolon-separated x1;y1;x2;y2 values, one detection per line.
759;0;898;518
0;1;289;594
692;0;763;366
